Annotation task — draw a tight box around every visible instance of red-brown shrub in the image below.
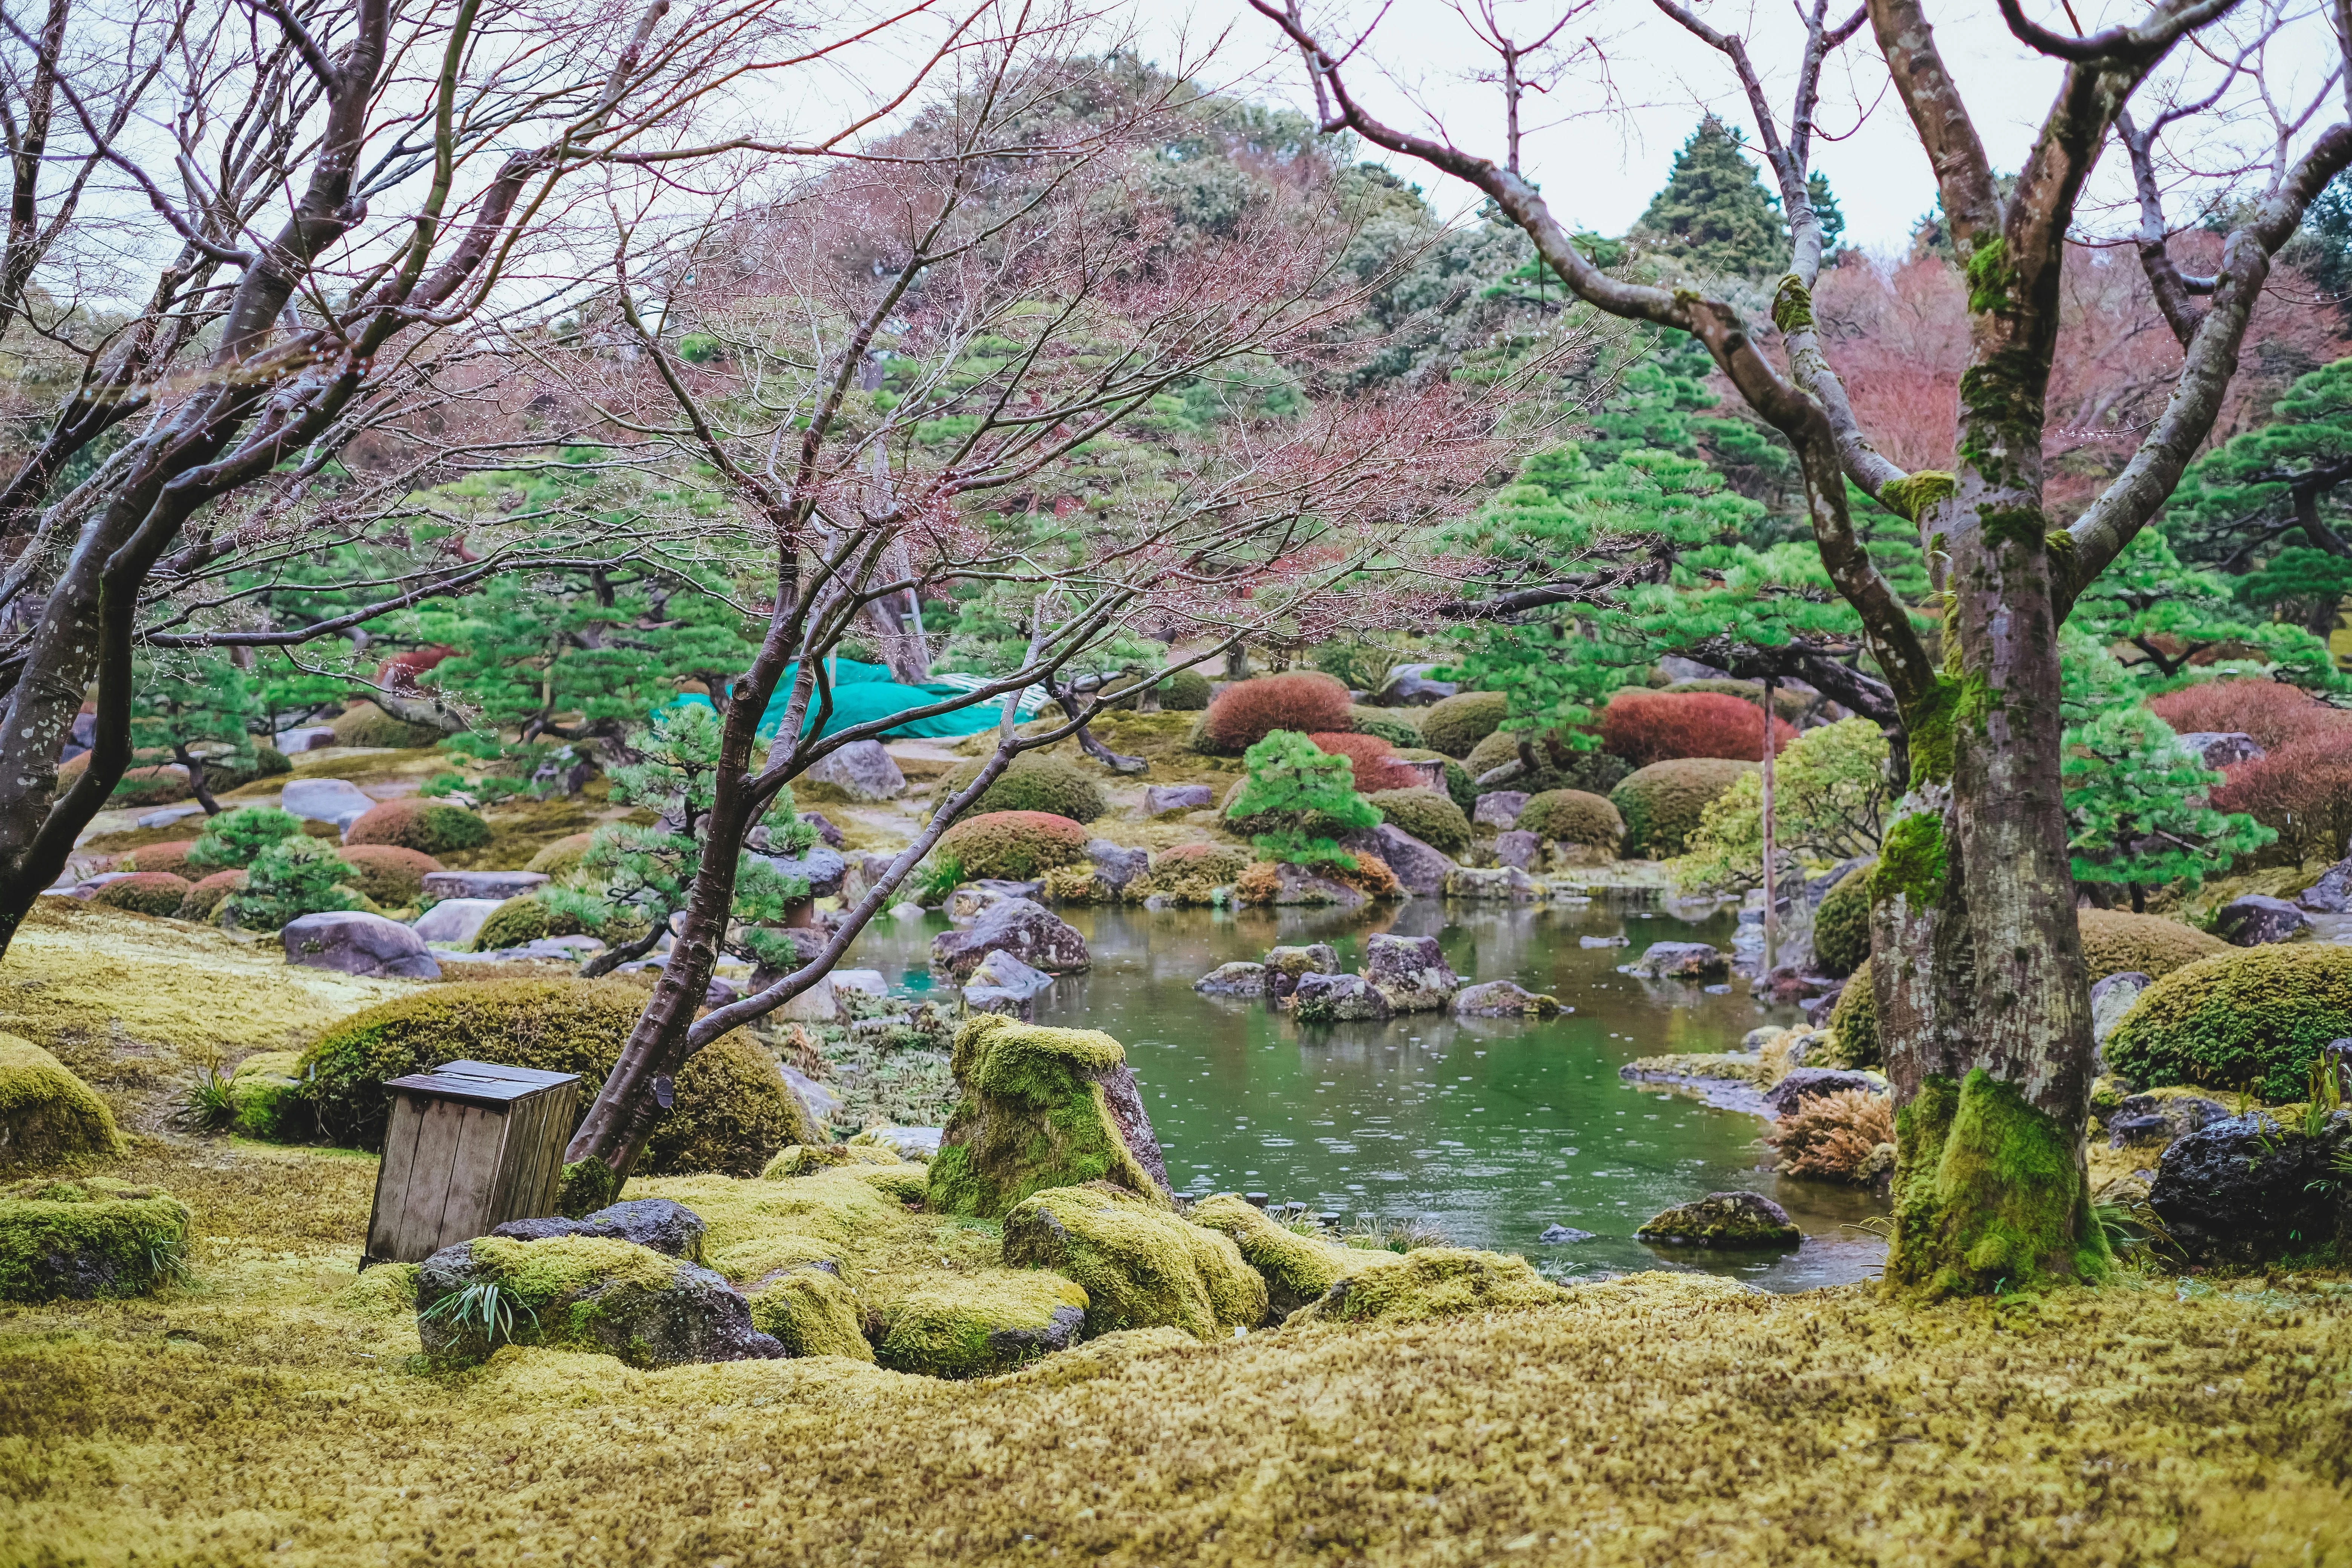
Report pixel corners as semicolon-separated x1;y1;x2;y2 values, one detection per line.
177;869;247;921
344;797;492;854
2146;680;2352;750
335;844;443;905
2209;729;2352;864
1200;672;1354;753
89;872;193;916
1599;690;1795;769
1763;1088;1895;1182
934;810;1090;879
129;840;202;878
379;644;455;692
1305;732;1419;793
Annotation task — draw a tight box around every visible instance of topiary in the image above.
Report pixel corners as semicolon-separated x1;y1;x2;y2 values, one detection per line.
1516;789;1625;850
1104;668;1212;711
89;873;194;916
1827;957;1878;1069
329;704;445;749
940;751;1107;823
185;806;305;871
127;841;201;879
1227;730;1380;864
334;845;441;907
297;978;792;1175
471;894;593;952
1599;689;1795;768
1348;708;1423;749
525;832;597;877
1305;732;1420;794
1366;787;1472;853
2104;945;2352;1098
1463;728;1629;795
933;810;1090;880
1195;672;1354;755
1416;691;1508;758
1811;864;1874;978
222;837;361;930
345;797;492;854
175;870;246;922
2076;908;2227;981
1128;842;1248;904
1611;758;1758;858
1390;747;1475;812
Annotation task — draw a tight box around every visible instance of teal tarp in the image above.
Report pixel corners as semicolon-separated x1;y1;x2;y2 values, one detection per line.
667;658;1003;740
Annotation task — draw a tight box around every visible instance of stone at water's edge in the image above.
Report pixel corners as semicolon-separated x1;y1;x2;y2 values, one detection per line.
416;1236;783;1367
832;968;889;997
1444;865;1541;900
279;777;375;827
798;738;906;801
1363;933;1459;1013
1761;1068;1887;1118
927;1012;1169;1217
1635;1190;1800;1248
1471;791;1529;829
1260;943;1339;1003
2174;730;2264;769
410;897;502;946
946;880;1043;922
1343;825;1453;896
1579;934;1628;948
1266;862;1367;908
931;897;1090;980
1452;980;1563;1018
1291;972;1393;1023
1492;830;1541;870
889;902;925;919
2150;1113;2349;1264
421;869;548;902
2087;971;2150;1051
2214;893;2310;946
1627;941;1730;980
1143;784;1214;816
1085;839;1151;893
1538;1224;1597;1244
492;1199;707;1261
963;948;1056;1018
281;911;441;980
1194;960;1267;996
2301;852;2352;913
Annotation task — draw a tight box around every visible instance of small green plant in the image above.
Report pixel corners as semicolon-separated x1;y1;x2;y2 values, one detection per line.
146;1236;193;1289
2093;1199;2181;1263
184;806;305;871
222;836;361;929
2303;1055;2345;1139
1341;1213;1452;1253
909;854;965;905
421;1280;538;1349
175;1065;237;1132
1228;729;1380;866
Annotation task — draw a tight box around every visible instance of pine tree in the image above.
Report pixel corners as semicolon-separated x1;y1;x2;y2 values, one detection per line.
1630;116;1790;279
129;654;257;814
1228;730;1380;866
2067;528;2344;691
2166;358;2352;570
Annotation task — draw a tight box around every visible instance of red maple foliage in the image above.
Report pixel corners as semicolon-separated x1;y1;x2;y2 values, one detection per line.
1201;672;1355;753
1599;690;1795;769
2210;731;2352;865
2145;680;2352;751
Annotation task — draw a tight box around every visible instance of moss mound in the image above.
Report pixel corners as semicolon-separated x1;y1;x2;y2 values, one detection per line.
1416;691;1507;758
941;752;1108;824
2077;908;2227;980
298;978;793;1175
226;1050;309;1142
0;1176;189;1300
1001;1182;1266;1338
761;1143;906;1178
1611;758;1758;858
1516;789;1625;850
933;810;1090;880
175;870;246;922
470;894;591;952
1828;957;1879;1069
1285;1246;1566;1326
345;797;491;855
525;832;597;877
1194;672;1355;755
1389;747;1475;812
871;1270;1092;1377
1812;864;1874;978
330;706;445;748
1127;843;1249;905
1348;708;1423;749
0;1037;124;1170
1188;1194;1401;1316
745;1265;874;1361
334;845;441;906
2105;944;2352;1099
89;873;193;916
1366;787;1471;853
928;1014;1168;1218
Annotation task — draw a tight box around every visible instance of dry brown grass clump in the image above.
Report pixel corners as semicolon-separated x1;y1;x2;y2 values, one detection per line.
1764;1087;1896;1181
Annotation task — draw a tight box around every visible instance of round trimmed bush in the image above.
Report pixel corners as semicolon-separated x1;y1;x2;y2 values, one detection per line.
940;752;1106;824
2104;945;2352;1099
1349;708;1423;749
176;870;246;922
1610;758;1758;859
1811;864;1874;978
526;831;597;877
1464;729;1629;796
472;894;591;952
334;845;441;907
297;977;794;1174
934;810;1089;880
1516;789;1625;850
90;873;193;916
1105;668;1212;711
1391;747;1475;812
1305;732;1419;794
2077;908;2226;981
1196;672;1354;755
248;744;294;779
1599;689;1795;768
1417;692;1507;758
128;841;202;879
329;704;445;749
1828;957;1878;1069
345;797;492;854
1661;679;1811;722
1366;787;1472;853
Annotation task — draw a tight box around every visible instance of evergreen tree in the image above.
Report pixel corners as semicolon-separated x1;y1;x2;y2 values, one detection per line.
2166;358;2352;571
2066;528;2345;691
1227;730;1380;866
129;654;257;814
2285;170;2352;333
1630;116;1790;278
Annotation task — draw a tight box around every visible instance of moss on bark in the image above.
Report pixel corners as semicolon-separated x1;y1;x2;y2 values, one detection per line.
1885;1069;2108;1298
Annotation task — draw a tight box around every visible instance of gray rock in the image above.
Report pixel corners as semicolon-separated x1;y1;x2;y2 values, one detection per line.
1628;941;1730;980
416;1236;781;1367
798;812;845;849
2214;893;2309;946
1580;934;1629;948
2300;854;2352;914
1364;932;1460;1013
1290;971;1393;1024
69;872;139;899
853;1126;943;1160
831;968;889;997
1084;839;1151;893
2174;731;2264;769
0;1179;190;1300
764;974;844;1024
1538;1224;1597;1244
752;844;846;898
1493;829;1542;870
783;1065;840;1132
963;948;1056;1018
1194;960;1267;996
1384;757;1448;793
421;869;548;902
280;777;377;825
946;880;1043;922
2088;971;2151;1050
281;911;441;980
273;724;338;753
1444;865;1542;901
931;897;1090;980
1264;862;1367;908
1261;943;1340;1003
2106;1092;2229;1151
1452;980;1563;1018
469;935;610;965
1143;784;1214;816
1369;664;1456;706
2150;1111;2349;1263
1343;824;1454;896
1658;655;1732;681
491;1199;707;1261
1762;1068;1887;1118
136;804;204;830
798;738;905;801
889;902;926;920
1634;1190;1799;1248
410;897;503;945
1472;791;1530;830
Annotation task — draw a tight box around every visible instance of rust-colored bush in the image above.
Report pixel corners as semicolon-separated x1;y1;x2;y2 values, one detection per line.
1305;732;1419;794
933;810;1090;879
378;645;455;692
1198;672;1354;754
335;845;442;906
1598;689;1795;769
1763;1088;1894;1182
176;870;247;922
128;841;202;879
89;873;194;917
343;797;491;854
2147;680;2352;750
2210;730;2352;865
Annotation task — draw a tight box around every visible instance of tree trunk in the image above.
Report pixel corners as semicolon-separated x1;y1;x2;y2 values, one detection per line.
172;744;222;815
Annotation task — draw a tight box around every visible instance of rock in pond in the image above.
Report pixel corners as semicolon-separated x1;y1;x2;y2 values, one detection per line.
1364;933;1460;1013
927;1013;1169;1217
1263;862;1367;908
2150;1111;2349;1263
491;1198;707;1262
798;738;906;801
1144;783;1215;816
1001;1182;1266;1339
1452;980;1563;1019
931;897;1090;981
417;1234;783;1368
1340;824;1453;897
2214;894;2309;946
1194;960;1267;997
0;1037;123;1171
1538;1224;1597;1245
1635;1190;1799;1248
0;1177;190;1301
963;948;1056;1018
944;880;1044;923
1291;972;1393;1024
1472;791;1530;829
1444;865;1541;900
2105;1090;2230;1152
421;869;548;902
1627;942;1729;980
281;911;441;980
1260;943;1339;1003
410;896;502;946
1762;1068;1887;1118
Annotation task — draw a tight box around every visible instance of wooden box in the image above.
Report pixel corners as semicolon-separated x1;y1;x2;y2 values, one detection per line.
364;1060;582;1265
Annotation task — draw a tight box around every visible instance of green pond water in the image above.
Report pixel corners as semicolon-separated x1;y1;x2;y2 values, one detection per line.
847;897;1889;1291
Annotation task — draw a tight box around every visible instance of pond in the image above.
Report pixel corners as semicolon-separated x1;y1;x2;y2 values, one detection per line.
845;896;1889;1292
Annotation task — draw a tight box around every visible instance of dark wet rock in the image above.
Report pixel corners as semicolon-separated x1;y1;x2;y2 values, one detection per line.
1290;972;1393;1024
2300;854;2352;914
1194;961;1267;997
1084;839;1151;893
1762;1068;1887;1118
2150;1112;2350;1264
932;898;1089;980
963;948;1056;1018
1343;824;1453;896
1363;933;1459;1013
2105;1093;2229;1151
491;1199;707;1262
1444;865;1542;900
1627;942;1729;980
416;1236;782;1367
1452;980;1563;1018
1260;944;1340;1003
2214;894;2309;946
1472;791;1530;830
1635;1190;1799;1248
945;880;1044;922
1538;1224;1597;1245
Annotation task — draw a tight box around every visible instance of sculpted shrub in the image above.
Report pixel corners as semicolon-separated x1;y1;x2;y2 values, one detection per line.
175;870;246;922
1306;732;1420;794
127;841;201;879
1516;789;1625;849
1612;758;1757;859
1599;689;1795;769
1366;787;1472;853
2075;909;2226;981
89;873;193;917
345;797;492;855
334;845;441;906
185;806;304;871
1811;864;1873;977
933;811;1090;880
1196;672;1353;755
1416;691;1507;758
940;752;1106;823
2104;945;2352;1099
329;705;445;748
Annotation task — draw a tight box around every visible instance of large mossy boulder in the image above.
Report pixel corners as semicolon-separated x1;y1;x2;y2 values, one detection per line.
0;1036;124;1171
415;1234;783;1368
744;1263;874;1361
927;1014;1170;1217
1188;1193;1403;1316
0;1178;190;1300
1001;1182;1266;1338
869;1269;1091;1377
298;978;796;1176
2105;945;2352;1099
1635;1190;1800;1248
1283;1246;1567;1326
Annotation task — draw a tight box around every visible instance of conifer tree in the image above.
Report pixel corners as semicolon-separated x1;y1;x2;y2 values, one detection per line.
129;655;257;815
2166;358;2352;569
1631;116;1791;278
1228;730;1381;865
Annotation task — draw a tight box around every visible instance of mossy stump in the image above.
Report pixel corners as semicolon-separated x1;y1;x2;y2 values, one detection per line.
926;1015;1170;1219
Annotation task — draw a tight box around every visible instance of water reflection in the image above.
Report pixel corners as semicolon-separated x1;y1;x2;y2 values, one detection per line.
847;896;1887;1291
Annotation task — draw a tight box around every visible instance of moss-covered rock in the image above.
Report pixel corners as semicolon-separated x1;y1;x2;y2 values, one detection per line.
1811;864;1874;978
762;1144;906;1178
1611;758;1758;858
226;1049;309;1141
1001;1182;1266;1339
1188;1193;1403;1316
927;1015;1170;1218
1635;1190;1800;1248
1417;692;1507;758
2078;908;2227;980
745;1263;874;1361
1285;1246;1566;1325
941;753;1108;824
0;1036;124;1171
1516;789;1625;850
1826;959;1878;1069
416;1234;782;1368
1366;787;1472;854
0;1177;190;1300
870;1269;1091;1377
2105;945;2352;1099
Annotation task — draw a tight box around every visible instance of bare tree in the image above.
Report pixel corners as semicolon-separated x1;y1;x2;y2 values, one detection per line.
1260;0;2352;1294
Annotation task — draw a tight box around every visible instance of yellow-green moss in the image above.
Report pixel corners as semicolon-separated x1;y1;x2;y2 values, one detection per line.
1812;863;1874;978
469;894;590;952
747;1265;874;1361
1187;1194;1402;1314
0;1035;124;1170
927;1015;1166;1218
647;1170;919;1260
333;1261;420;1318
2076;908;2228;983
0;1176;190;1300
1885;1070;2108;1298
224;1049;308;1142
762;1143;905;1178
1001;1183;1266;1339
1825;957;1879;1069
1881;470;1957;524
1770;273;1813;333
1284;1246;1566;1326
872;1270;1090;1378
1873;812;1946;908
